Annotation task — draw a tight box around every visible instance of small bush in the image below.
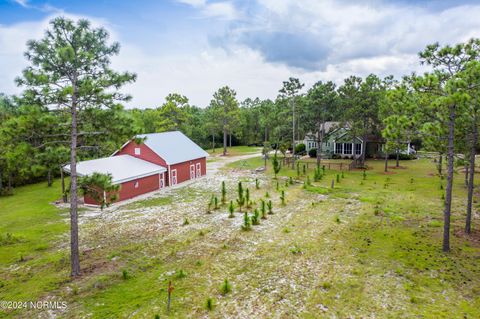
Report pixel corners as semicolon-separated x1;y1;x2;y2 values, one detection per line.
308;148;317;158
183;218;190;225
228;200;235;218
241;212;252;231
334;215;341;223
290;244;303;254
336;174;340;183
280;190;286;205
122;269;129;280
206;298;214;311
289;177;293;185
267;200;273;214
252;209;260;225
265;191;270;198
295;143;306;154
255;178;260;189
321;282;332;290
260;200;267;219
176;269;187;279
221;181;227;205
221;279;232;295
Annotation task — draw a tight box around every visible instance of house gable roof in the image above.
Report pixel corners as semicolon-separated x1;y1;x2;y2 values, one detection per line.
64;155;166;185
136;131;209;165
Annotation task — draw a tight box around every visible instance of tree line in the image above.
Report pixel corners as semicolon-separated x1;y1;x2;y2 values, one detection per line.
1;17;479;276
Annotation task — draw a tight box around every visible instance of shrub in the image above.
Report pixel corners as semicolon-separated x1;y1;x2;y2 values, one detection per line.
267;200;273;214
183;218;190;225
176;269;187;279
245;189;251;208
255;178;260;189
280;190;286;205
336;174;340;183
363;170;367;180
221;279;232;295
206;298;214;311
221;181;227;205
276;181;279;191
207;195;214;213
295;143;306;154
290;244;302;254
289;177;293;185
265;191;270;198
252;209;260;225
260;200;267;219
237;182;245;212
241;212;252;231
314;168;322;181
308;148;317;158
122;269;129;280
228;200;235;218
214;196;219;210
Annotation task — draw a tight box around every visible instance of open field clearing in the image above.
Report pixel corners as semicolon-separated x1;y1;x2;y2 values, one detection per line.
1;154;480;318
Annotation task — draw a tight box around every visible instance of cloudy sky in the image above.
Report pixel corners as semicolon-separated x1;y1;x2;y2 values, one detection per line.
1;0;480;108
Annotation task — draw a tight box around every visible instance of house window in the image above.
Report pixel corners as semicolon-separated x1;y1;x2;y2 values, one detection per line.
344;143;353;155
335;143;342;154
355;143;362;155
134;181;139;188
134;147;141;155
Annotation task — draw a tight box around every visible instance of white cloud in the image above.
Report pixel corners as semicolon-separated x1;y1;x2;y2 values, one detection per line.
176;0;240;20
2;1;480;109
13;0;29;8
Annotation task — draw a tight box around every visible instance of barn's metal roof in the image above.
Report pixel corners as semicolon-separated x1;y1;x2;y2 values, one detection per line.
137;131;209;165
64;155;166;184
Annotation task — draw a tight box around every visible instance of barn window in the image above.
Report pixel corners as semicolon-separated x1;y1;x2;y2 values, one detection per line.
134;181;139;188
134;147;141;155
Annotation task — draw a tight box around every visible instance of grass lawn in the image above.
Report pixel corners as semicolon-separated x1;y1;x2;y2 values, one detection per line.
207;145;261;157
1;157;480;318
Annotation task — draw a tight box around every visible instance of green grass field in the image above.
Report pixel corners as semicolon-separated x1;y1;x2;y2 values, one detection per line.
207;145;261;156
1;157;479;318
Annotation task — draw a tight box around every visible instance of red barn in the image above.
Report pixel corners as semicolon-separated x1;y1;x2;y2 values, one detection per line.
65;131;208;206
113;131;208;187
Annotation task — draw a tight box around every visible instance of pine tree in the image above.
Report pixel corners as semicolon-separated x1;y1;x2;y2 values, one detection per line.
16;17;136;277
